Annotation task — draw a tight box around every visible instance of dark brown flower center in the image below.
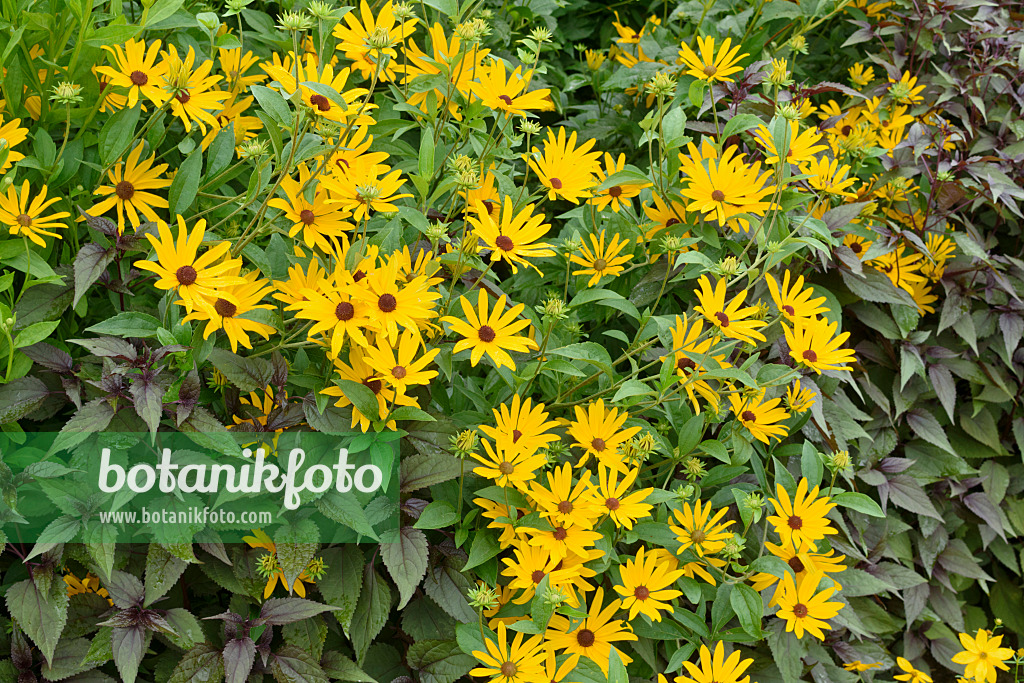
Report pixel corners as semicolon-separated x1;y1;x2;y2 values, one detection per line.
605;497;620;510
377;293;397;312
498;94;513;106
299;209;316;225
792;603;809;618
677;357;696;372
531;570;545;584
711;189;726;202
788;515;803;530
500;661;518;678
788;557;805;573
841;125;852;136
214;299;237;318
634;586;650;600
553;527;568;541
715;311;730;327
782;305;795;316
550;177;563;189
176;265;198;286
130;70;148;86
495;235;514;252
309;94;331;111
353;269;366;282
498;461;514;474
16;214;32;227
363;378;382;394
512;429;523;443
593;258;607;271
391;365;407;379
557;500;573;514
609;185;622;198
175;90;191;104
666;218;680;226
335;302;355;321
703;64;718;77
116;180;135;200
802;350;818;363
850;242;862;253
576;628;595;647
742;410;756;422
591;438;606;452
482;200;495;215
478;325;496;343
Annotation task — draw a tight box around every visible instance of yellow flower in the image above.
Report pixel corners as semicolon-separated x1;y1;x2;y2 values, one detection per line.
677;36;747;83
951;629;1015;683
183;268;276;352
894;657;933;683
755;121;827;165
661;314;730;415
469;196;555;275
843;660;882;672
350;260;440;343
848;62;875;87
751;540;846;605
888;71;926;105
471;59;553;117
766;271;829;323
323;162;411;222
729;390;790;444
0;181;69;248
470;621;547;683
218;47;266;94
262;55;372;128
291;283;374;357
594;464;653;530
670;499;734;557
526;127;602;204
472;438;546;491
402;24;489;120
774;572;843;640
161;44;230;136
785;379;817;413
332;0;416;82
680;145;776;230
784;318;856;374
479;394;559;457
97;38;170;109
321;349;406;432
64;572;113;606
802;155;858;198
133;216;245;311
767;479;837;549
442;289;538;371
269;164;353;252
614;546;685;622
89;143;171;232
589;153;651;212
643;194;689;243
545;588;636;675
694;275;767;346
678;641;755;683
568;399;642;472
570;230;633;287
529;463;602;530
0;115;29;172
363;328;440;394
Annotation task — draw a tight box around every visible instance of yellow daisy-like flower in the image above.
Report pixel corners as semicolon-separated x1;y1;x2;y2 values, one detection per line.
785;378;817;413
529;463;602;530
755;121;827;166
0;181;69;248
784;318;856;374
677;641;755;683
848;63;875;87
89;144;171;232
680;145;776;230
643;193;689;243
161;44;231;136
363;328;440;394
479;394;560;457
442;289;538;371
545;588;636;675
332;0;416;82
888;71;926;105
526;127;602;204
594;465;653;530
677;36;748;83
218;47;266;94
728;391;791;444
765;270;828;323
469;196;555;275
567;399;642;472
0;115;29;172
351;261;440;343
471;59;553;117
470;621;547;683
670;499;734;557
694;275;768;346
589;153;651;212
750;540;846;605
951;629;1015;683
614;546;685;622
661;314;730;415
291;284;374;357
767;479;837;549
323;162;412;222
774;572;843;640
262;55;371;127
570;230;633;287
894;656;933;683
183;269;276;352
526;518;603;562
97;38;170;109
133;216;245;311
472;438;546;491
269;164;353;252
322;349;408;432
402;24;489;120
802;155;858;198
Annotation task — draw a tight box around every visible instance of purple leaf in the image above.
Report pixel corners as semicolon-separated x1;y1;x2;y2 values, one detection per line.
223;637;256;683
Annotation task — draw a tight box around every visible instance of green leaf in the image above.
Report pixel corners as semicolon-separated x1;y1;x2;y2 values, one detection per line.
722;113;764;139
730;583;763;637
13;320;59;349
98;105;142;164
168;148;203;217
73;243;116;307
418;129;436;179
168;643;224;683
144;544;189;607
334;379;380;422
832;491;884;517
380;526;428;609
414;501;459;529
316;491;380;540
319;546;364;633
6;578;70;664
0;376;48;424
462;529;500;572
251;84;292;126
349;566;392;664
259;598;339;626
86;312;163;338
207;347;273;392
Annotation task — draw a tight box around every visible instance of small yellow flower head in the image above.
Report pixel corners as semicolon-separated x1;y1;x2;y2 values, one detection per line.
769;58;793;87
715;255;744;278
646;71;677;97
467;584;500;611
827;449;851;472
450;429;479;458
519;119;542;136
585;49;606;71
636;432;657;455
276;10;313;32
305;556;328;581
994;618;1003;627
541;296;568;321
789;35;808;54
50;81;83;105
256;552;280;579
683;456;707;480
